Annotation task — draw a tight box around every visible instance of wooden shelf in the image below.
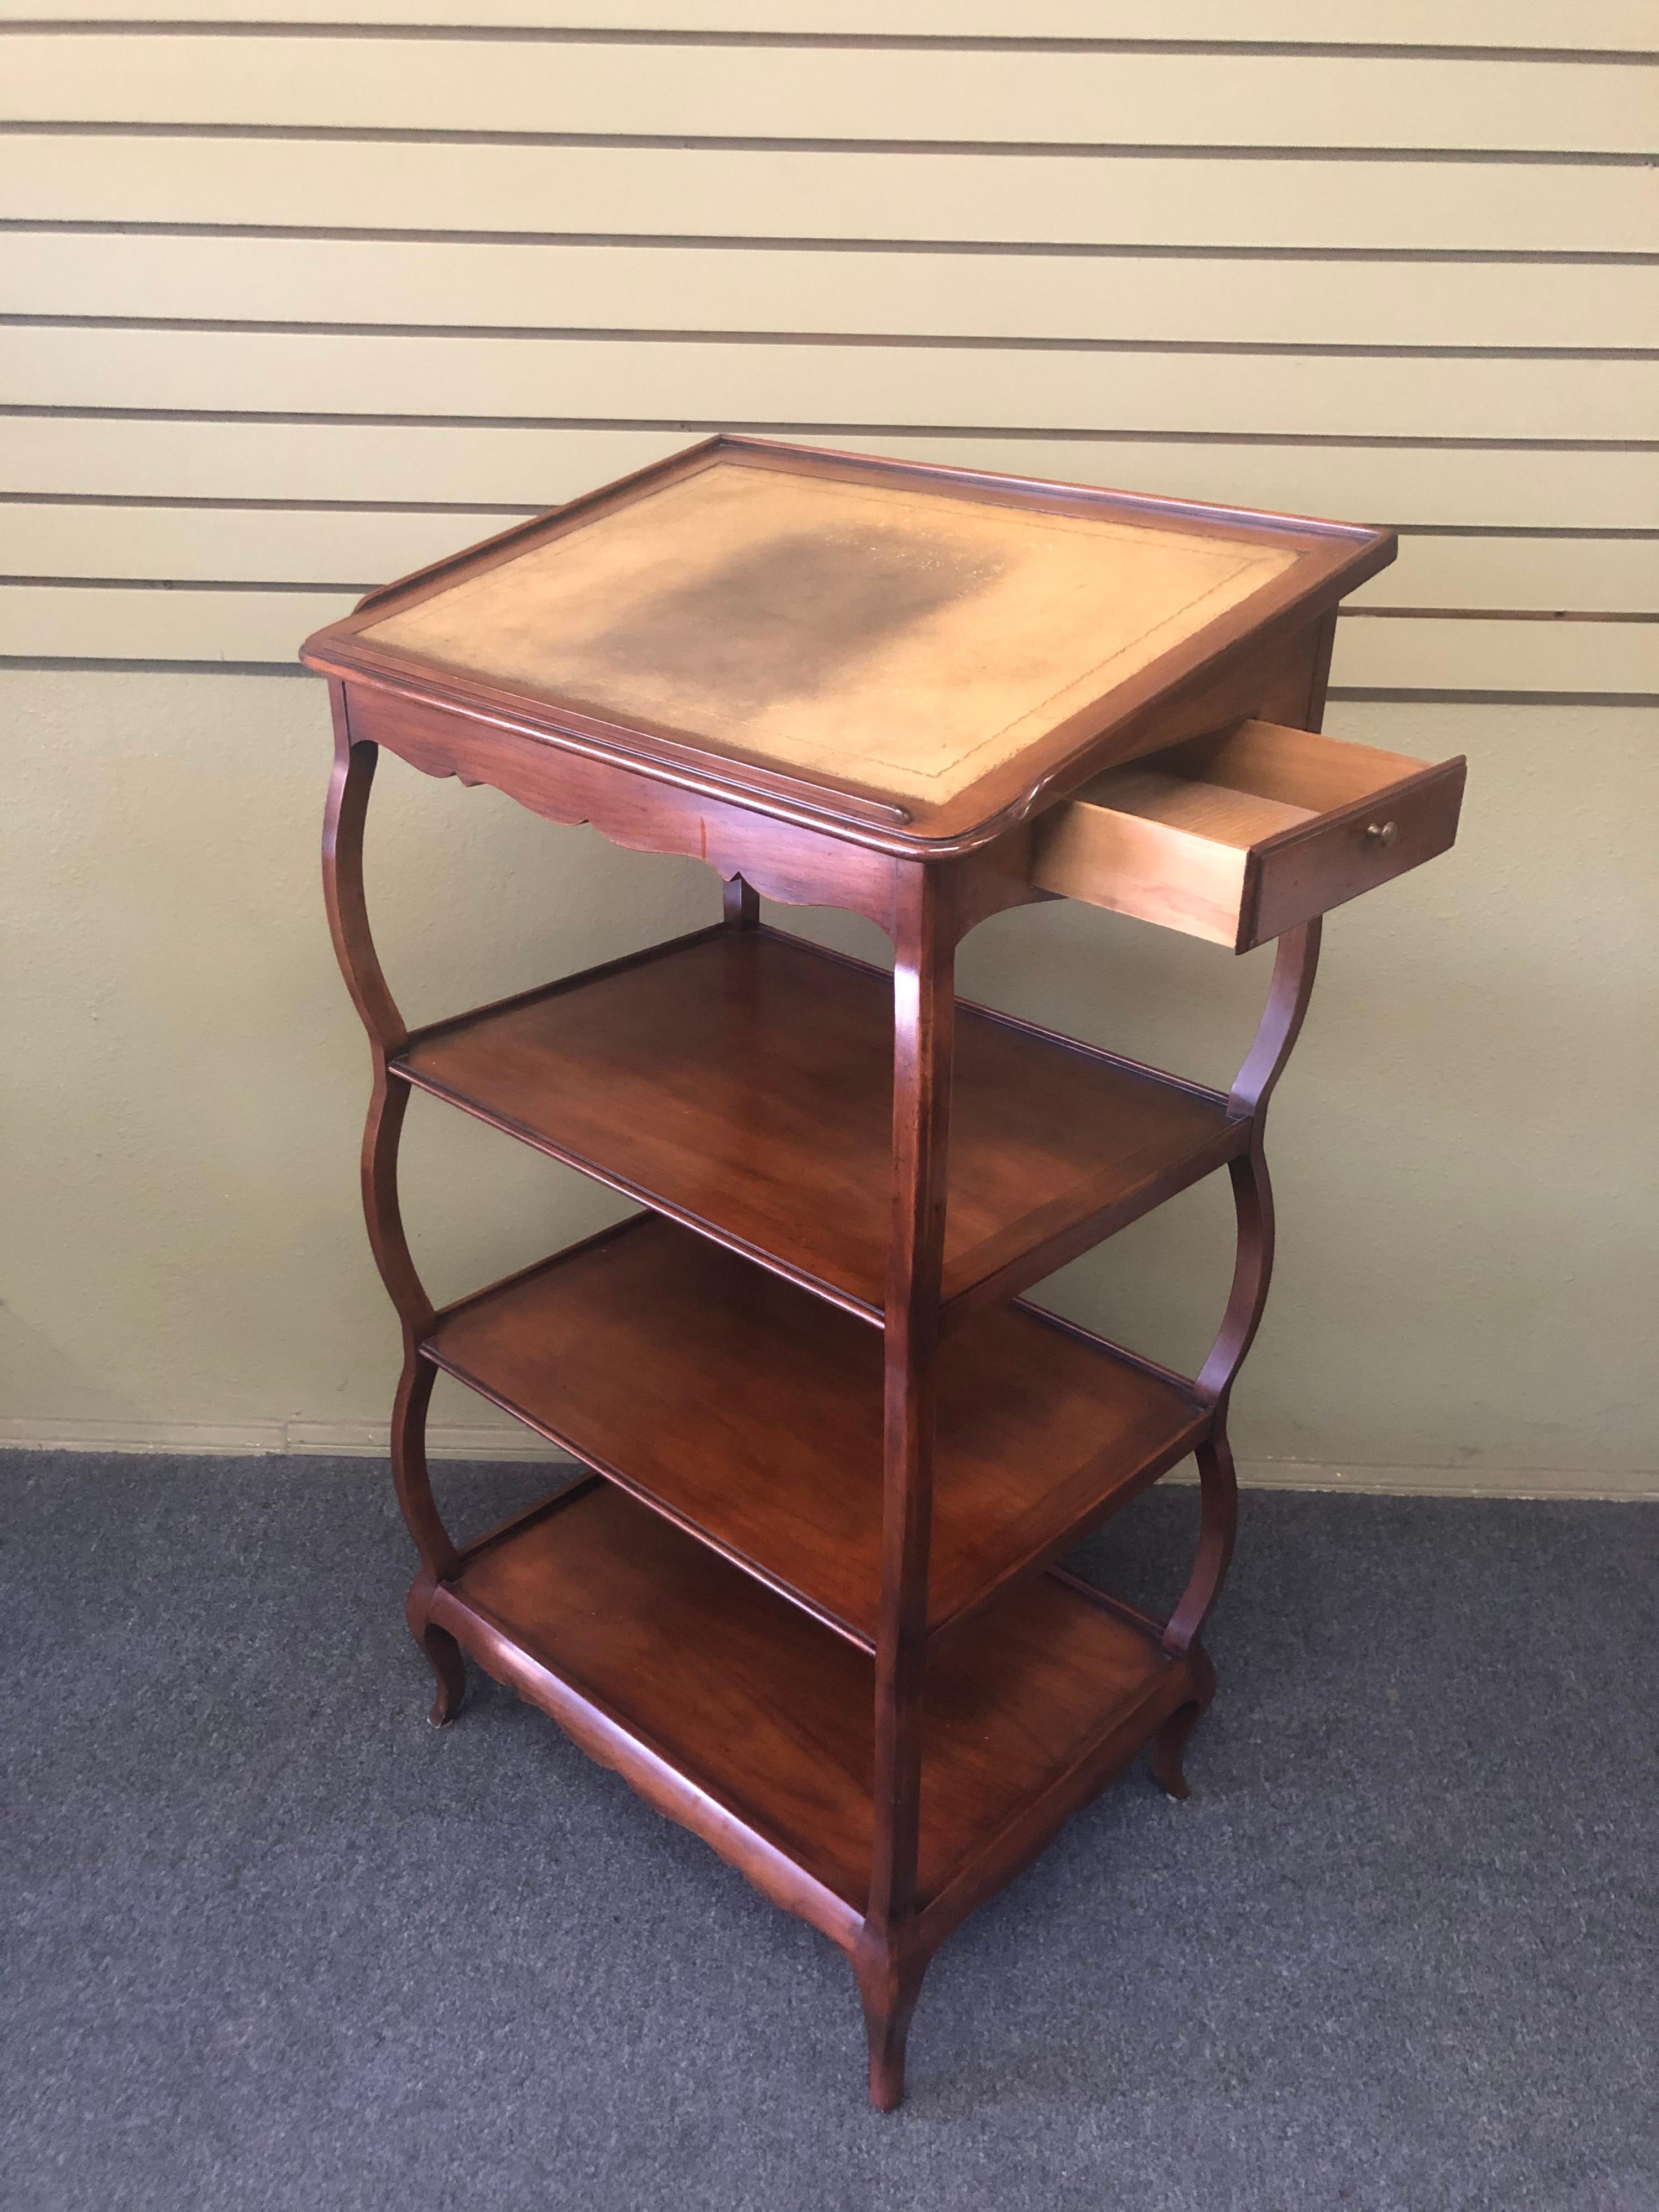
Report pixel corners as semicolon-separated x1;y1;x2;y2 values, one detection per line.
426;1214;1209;1650
441;1480;1193;1943
396;925;1241;1324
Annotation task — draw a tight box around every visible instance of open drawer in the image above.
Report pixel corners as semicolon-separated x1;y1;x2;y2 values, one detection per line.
1030;719;1465;952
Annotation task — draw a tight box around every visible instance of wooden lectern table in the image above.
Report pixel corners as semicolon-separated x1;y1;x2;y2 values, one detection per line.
302;437;1464;2110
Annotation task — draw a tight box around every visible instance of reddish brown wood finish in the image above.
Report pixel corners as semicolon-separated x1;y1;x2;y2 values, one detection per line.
426;1214;1209;1650
343;682;905;936
321;691;453;1630
319;714;1335;2108
429;1481;1193;1924
859;864;953;2101
393;926;1244;1326
1161;921;1322;1687
722;871;760;930
312;441;1462;2112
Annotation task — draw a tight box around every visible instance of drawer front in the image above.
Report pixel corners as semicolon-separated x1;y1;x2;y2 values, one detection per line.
1028;721;1465;951
1242;757;1465;949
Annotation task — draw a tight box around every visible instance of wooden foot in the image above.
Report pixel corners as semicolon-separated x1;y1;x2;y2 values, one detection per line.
854;1937;929;2112
1151;1700;1203;1798
1152;1646;1217;1799
406;1588;467;1726
421;1625;467;1728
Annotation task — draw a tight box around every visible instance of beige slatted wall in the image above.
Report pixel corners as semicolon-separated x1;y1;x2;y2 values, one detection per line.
1;9;1653;697
5;9;1657;1481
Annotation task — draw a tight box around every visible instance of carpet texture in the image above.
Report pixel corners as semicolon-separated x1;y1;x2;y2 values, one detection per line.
3;1451;1654;2212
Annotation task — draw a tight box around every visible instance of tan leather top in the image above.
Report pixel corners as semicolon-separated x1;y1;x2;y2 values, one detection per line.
364;460;1298;808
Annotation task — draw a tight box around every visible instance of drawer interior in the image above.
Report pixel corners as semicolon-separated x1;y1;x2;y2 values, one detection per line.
1082;719;1431;836
1030;718;1464;951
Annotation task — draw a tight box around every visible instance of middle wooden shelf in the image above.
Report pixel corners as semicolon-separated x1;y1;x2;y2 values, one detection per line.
425;1213;1211;1650
396;924;1244;1326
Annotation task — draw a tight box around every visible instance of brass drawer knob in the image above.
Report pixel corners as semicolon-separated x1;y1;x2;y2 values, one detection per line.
1365;819;1399;850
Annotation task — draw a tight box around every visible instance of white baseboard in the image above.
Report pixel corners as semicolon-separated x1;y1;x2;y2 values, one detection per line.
0;1416;565;1460
1227;1460;1657;1501
1;1416;1653;1499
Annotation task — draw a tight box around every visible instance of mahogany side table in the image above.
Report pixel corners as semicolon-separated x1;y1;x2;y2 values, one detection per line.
302;437;1464;2110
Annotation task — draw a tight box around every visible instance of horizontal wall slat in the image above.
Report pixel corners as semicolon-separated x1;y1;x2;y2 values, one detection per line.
7;328;1651;439
0;582;354;660
0;503;508;584
6;139;1654;255
1356;538;1659;615
1;5;1653;50
7;234;1652;349
1333;615;1658;693
3;587;1650;696
7;420;1657;529
9;502;1655;615
4;39;1652;153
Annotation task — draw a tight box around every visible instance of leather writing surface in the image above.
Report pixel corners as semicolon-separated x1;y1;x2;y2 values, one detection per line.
364;461;1298;807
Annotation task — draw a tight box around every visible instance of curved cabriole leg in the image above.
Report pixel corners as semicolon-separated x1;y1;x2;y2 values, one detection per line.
406;1582;467;1727
1151;1704;1201;1802
376;1116;462;1710
1152;1645;1218;1801
395;1357;465;1719
1227;918;1322;1121
323;690;463;1717
1191;925;1314;1417
1163;1430;1241;1662
361;1063;439;1357
321;707;407;1053
1156;926;1322;1794
853;1935;931;2113
1155;1437;1236;1796
391;1348;460;1586
1194;1146;1276;1410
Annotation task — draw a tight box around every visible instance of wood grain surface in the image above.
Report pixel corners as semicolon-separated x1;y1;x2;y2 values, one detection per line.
451;1479;1186;1913
394;925;1243;1317
428;1215;1209;1645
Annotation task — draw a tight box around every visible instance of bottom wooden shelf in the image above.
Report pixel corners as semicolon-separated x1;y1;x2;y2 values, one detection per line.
435;1479;1196;1954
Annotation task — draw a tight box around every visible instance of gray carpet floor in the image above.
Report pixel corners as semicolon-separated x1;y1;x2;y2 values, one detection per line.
3;1451;1655;2212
